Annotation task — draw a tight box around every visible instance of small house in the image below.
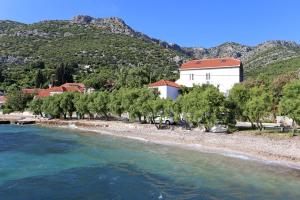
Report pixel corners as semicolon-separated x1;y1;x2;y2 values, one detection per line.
148;80;180;100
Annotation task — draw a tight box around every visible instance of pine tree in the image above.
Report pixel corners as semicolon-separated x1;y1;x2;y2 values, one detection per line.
55;63;74;85
35;69;46;88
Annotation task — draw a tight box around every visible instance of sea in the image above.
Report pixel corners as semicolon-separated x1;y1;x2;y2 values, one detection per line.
0;124;300;200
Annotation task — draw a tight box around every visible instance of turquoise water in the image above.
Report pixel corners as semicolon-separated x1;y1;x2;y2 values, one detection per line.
0;125;300;199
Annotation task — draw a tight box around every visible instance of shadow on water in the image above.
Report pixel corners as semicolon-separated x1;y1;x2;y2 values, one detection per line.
0;131;80;155
0;163;243;200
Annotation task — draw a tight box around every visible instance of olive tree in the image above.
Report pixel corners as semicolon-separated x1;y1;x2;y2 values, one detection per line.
74;93;91;119
88;91;110;119
29;98;44;117
41;95;62;118
177;85;230;131
279;80;300;131
3;91;33;113
108;89;125;117
60;92;76;119
244;87;272;131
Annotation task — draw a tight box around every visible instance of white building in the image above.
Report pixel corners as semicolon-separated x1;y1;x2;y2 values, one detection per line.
148;80;180;100
176;58;243;94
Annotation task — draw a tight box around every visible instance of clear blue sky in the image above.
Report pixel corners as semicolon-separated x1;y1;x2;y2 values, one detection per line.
0;0;299;47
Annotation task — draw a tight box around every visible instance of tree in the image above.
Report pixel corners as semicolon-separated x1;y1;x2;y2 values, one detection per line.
31;61;45;69
3;91;33;113
55;63;74;85
88;91;110;119
114;67;128;89
74;93;91;119
60;92;76;119
177;85;230;131
35;69;46;88
109;89;125;117
41;95;62;118
83;67;115;91
269;72;298;121
228;83;252;125
0;68;4;83
117;67;150;88
135;88;157;122
122;88;156;122
244;87;272;131
149;98;174;128
279;80;300;132
243;75;271;89
29;98;43;117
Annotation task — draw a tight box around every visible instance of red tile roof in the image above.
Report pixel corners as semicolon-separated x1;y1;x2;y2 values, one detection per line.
48;86;65;92
149;80;181;88
181;58;241;70
35;83;85;98
64;86;83;93
61;83;85;92
62;82;85;88
37;89;50;98
22;88;42;94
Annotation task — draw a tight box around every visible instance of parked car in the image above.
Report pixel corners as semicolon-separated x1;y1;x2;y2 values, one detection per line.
153;116;175;125
210;124;228;133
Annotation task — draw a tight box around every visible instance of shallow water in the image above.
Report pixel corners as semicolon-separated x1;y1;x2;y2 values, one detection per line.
0;125;300;199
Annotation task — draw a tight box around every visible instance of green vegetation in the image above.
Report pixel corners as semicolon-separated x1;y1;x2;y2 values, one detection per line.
278;80;300;131
176;85;235;131
229;74;300;130
244;87;272;130
3;73;300;132
1;19;300;133
246;57;300;80
1;19;300;92
0;20;183;91
28;98;43;116
2;91;33;113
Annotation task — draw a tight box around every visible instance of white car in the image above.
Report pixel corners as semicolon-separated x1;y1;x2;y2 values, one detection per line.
153;116;174;125
210;125;228;133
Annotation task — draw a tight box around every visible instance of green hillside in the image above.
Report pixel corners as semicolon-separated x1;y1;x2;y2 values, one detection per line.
245;57;300;79
0;18;185;91
1;16;300;92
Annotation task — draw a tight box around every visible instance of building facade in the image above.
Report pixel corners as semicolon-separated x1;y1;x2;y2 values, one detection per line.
148;80;180;100
176;58;243;94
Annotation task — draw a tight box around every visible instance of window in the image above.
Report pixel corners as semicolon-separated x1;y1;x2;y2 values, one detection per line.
206;73;210;80
189;74;194;80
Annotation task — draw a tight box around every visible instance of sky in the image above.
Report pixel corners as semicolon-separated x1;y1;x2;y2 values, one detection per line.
0;0;299;47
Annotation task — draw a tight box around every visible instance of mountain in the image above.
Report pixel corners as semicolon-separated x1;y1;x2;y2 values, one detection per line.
0;15;299;90
0;15;186;65
185;41;300;78
0;15;188;90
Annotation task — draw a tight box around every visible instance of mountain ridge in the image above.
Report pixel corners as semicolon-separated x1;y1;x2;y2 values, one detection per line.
1;15;299;65
0;15;300;85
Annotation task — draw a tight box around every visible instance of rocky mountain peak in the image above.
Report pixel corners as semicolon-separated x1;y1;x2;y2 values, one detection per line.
187;42;253;60
97;17;126;26
71;15;94;24
70;15;140;37
257;40;299;49
71;15;127;27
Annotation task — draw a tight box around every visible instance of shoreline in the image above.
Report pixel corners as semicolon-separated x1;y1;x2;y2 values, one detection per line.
35;119;300;170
